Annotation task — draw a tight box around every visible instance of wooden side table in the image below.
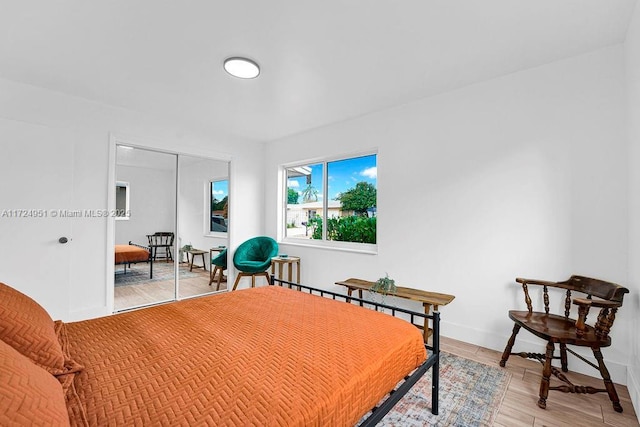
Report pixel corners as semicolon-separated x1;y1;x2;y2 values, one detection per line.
187;249;208;272
270;256;300;284
335;278;455;343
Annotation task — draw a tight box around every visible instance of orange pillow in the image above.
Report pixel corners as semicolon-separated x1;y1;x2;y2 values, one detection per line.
0;282;66;374
0;338;70;426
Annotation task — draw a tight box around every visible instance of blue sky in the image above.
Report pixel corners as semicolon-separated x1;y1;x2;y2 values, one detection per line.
287;154;377;201
211;179;228;201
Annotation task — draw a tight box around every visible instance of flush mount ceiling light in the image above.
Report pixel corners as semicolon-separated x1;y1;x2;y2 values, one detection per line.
223;57;260;79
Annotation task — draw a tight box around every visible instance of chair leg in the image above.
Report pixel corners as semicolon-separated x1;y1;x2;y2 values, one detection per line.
593;347;623;412
256;271;271;286
500;323;521;367
233;271;269;291
209;266;215;286
560;343;568;372
538;341;555;409
210;266;221;286
216;268;225;291
232;273;244;291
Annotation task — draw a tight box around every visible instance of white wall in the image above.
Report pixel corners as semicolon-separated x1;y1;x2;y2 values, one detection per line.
0;77;264;321
265;46;631;383
625;0;640;416
115;164;176;246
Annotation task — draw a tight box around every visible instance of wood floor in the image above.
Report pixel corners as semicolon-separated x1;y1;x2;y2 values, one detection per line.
114;262;226;311
441;336;639;427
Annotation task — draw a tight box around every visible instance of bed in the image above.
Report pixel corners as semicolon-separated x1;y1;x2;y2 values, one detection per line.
0;278;440;426
114;241;152;278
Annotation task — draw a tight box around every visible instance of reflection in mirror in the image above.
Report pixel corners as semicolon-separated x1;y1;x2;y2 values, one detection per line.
115;181;130;220
114;146;177;311
210;179;228;233
178;155;229;299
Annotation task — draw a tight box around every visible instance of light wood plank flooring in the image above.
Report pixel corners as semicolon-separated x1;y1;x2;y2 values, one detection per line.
114;262;226;311
441;336;639;426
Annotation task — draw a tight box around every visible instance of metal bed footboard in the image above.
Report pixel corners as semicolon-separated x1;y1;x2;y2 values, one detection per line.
115;241;154;279
269;276;440;425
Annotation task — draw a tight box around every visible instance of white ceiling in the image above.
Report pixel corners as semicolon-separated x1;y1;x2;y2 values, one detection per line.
0;0;636;142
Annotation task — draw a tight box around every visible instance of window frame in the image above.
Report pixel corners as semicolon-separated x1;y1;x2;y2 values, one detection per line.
206;177;229;236
280;150;378;254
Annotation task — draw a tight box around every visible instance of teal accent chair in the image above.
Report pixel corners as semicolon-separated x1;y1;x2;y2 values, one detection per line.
208;248;227;291
232;237;278;290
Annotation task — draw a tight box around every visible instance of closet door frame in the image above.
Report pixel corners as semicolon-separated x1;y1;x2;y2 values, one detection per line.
106;133;233;314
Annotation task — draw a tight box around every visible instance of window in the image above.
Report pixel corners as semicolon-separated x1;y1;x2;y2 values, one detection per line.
210;179;229;233
284;153;377;249
115;181;130;220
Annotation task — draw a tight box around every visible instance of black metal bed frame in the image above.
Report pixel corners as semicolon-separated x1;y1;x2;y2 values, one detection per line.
115;241;154;279
269;276;440;425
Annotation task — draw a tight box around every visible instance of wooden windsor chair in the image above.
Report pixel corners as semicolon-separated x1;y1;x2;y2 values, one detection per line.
499;275;629;412
146;232;174;262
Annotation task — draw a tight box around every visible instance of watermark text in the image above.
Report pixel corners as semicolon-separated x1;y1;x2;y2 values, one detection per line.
1;209;130;218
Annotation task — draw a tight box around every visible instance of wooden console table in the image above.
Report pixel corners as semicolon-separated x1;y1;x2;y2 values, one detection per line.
335;278;455;343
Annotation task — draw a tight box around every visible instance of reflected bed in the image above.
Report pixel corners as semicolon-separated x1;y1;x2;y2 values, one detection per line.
114;241;152;278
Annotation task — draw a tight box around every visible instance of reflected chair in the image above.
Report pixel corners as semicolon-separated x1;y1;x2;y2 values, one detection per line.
231;236;278;291
147;232;174;262
209;249;227;291
499;275;629;412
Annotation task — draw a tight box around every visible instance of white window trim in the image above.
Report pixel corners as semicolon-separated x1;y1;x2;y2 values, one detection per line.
281;238;378;254
280;150;378;253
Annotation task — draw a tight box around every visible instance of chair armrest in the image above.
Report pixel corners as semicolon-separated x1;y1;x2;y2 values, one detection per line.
572;297;593;307
573;297;621;309
515;277;558;313
516;277;559;287
572;297;621;339
572;298;593;337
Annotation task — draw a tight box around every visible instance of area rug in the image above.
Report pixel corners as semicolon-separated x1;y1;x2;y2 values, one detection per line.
114;262;203;286
361;351;511;427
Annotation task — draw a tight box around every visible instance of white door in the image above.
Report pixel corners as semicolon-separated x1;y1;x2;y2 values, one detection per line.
0;118;73;320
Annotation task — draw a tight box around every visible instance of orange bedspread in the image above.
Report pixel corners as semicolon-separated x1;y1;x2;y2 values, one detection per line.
63;286;426;426
114;244;149;264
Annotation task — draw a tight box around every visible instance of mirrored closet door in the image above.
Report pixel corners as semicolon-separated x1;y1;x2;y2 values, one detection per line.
113;146;229;312
177;155;229;299
114;146;177;311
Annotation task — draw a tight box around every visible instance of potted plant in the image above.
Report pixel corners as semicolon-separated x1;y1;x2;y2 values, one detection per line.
369;274;396;310
179;244;193;263
371;273;397;295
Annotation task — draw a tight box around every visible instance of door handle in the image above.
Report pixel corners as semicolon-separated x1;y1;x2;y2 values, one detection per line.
58;237;69;244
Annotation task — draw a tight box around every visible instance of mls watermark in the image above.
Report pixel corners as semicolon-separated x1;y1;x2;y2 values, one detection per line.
0;209;130;218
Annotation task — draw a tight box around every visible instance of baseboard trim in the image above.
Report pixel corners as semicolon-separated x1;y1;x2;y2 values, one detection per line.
628;365;640;424
68;305;110;322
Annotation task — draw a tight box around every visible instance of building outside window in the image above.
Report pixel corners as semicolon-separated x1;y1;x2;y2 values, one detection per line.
284;153;377;249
